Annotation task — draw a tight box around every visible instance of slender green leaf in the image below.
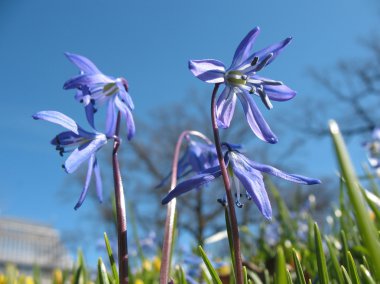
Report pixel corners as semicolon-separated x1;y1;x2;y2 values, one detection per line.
274;246;287;284
347;252;360;284
329;120;380;281
243;266;248;284
359;185;380;223
286;269;293;284
314;223;329;284
292;249;306;284
325;238;344;284
176;266;187;284
198;246;222;284
98;258;110;284
264;269;270;284
341;266;353;284
340;231;349;269
104;232;119;284
360;265;376;284
224;207;236;282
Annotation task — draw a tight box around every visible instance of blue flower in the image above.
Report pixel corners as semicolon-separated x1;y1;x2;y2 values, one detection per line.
33;111;107;209
63;52;135;140
156;138;218;188
189;27;296;143
162;143;321;219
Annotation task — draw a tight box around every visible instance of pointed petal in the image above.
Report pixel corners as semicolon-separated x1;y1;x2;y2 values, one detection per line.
33;111;81;135
248;159;321;185
231;27;260;67
64;52;102;74
93;157;103;203
51;131;82;146
116;81;135;109
105;98;118;137
63;73;112;90
85;104;96;129
241;37;292;70
263;84;296;101
114;96;135;140
64;135;107;173
74;154;95;210
161;166;222;204
216;87;237;128
188;59;226;83
231;159;272;219
238;93;278;144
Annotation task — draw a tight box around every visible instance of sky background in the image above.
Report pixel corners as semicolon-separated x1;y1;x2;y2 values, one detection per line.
1;0;379;266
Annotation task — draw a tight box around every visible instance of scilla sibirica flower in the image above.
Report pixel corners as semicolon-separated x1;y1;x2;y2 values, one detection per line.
156;138;218;188
33;111;107;209
63;52;135;140
162;143;320;219
189;27;296;143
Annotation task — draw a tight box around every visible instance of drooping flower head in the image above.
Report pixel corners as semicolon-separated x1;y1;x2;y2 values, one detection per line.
33;111;107;209
63;53;135;140
162;143;320;219
189;27;296;143
156;136;218;188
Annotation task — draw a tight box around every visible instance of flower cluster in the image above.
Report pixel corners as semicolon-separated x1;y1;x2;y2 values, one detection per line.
34;54;135;209
161;27;321;219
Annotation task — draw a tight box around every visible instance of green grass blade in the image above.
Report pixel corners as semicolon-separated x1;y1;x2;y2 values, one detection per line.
292;249;306;284
329;120;380;281
198;246;222;284
314;223;329;284
98;258;110;284
274;247;287;284
243;266;248;284
224;207;236;282
360;265;376;284
347;252;360;284
326;238;344;284
341;266;353;284
286;269;293;284
104;232;119;284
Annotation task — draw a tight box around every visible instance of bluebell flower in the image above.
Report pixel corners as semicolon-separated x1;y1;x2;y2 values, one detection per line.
63;52;135;140
33;111;107;209
364;128;380;170
162;143;321;219
156;138;218;188
189;27;296;143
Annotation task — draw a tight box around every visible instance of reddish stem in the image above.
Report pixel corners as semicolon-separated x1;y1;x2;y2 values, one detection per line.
210;83;243;283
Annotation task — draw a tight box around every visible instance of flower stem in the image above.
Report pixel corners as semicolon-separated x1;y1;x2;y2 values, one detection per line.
210;83;243;284
113;111;128;284
160;130;211;284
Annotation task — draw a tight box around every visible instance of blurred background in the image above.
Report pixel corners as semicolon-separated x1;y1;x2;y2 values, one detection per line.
1;0;379;271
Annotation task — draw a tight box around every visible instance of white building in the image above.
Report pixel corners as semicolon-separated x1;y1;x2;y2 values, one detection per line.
0;217;73;275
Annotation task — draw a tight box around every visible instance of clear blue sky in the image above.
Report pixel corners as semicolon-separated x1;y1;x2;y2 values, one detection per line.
0;0;378;264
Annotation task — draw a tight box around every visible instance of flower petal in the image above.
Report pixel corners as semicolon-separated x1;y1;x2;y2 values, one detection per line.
51;131;82;146
263;84;296;101
64;52;102;74
216;87;237;128
74;154;95;210
116;81;135;110
93;157;103;203
33;111;80;135
105;98;118;137
241;37;292;70
64;135;107;174
63;73;112;90
161;165;222;204
188;59;226;83
238;93;278;144
85;103;96;129
114;96;135;140
247;159;321;185
231;27;260;68
231;159;272;219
